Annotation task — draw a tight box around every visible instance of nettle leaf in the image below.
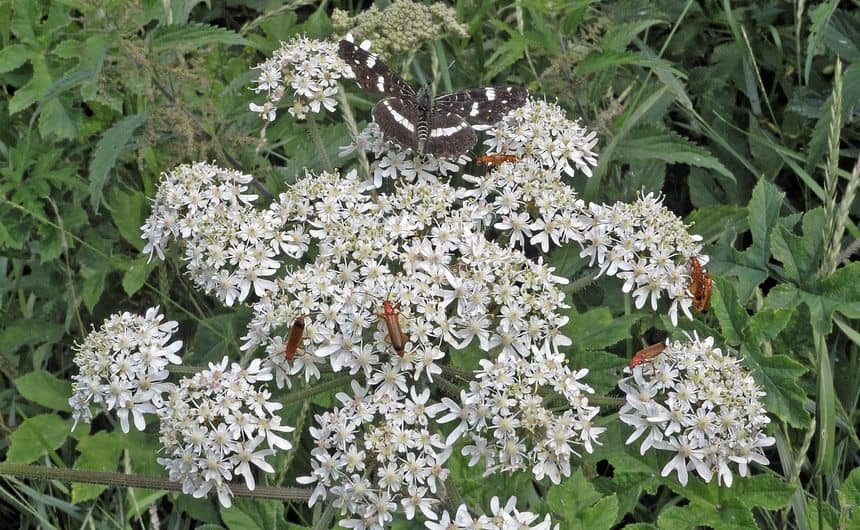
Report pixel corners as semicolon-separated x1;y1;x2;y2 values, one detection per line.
547;469;619;530
771;207;826;285
6;414;72;463
732;474;796;510
14;369;72;411
616;126;733;181
122;255;157;296
149;23;247;51
88;113;146;213
72;431;124;503
108;188;146;249
658;501;755;530
0;42;33;73
8;55;52;114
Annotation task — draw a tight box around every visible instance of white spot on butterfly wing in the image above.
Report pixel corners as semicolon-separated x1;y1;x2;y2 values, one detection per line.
430;121;468;137
377;75;385;92
382;101;415;132
485;88;496;101
469;102;480;117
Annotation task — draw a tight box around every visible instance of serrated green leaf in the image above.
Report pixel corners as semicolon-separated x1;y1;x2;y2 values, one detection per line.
6;414;72;463
39;97;77;140
122;255;157;296
838;467;860;526
685;205;747;243
14;370;72;411
745;308;793;347
739;179;785;268
174;495;222;524
733;474;796;510
72;431;124;503
0;318;65;353
108;188;146;249
9;56;51;114
771;208;825;284
0;42;32;73
658;501;755;530
617;127;733;180
81;264;107;313
548;469;618;530
564;307;642;352
742;352;809;428
149;23;247;50
88;113;146;213
709;277;747;346
221;498;284;530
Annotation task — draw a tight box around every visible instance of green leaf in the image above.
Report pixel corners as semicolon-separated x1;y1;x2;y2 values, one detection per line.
108;188;146;249
732;474;796;510
742;352;809;428
6;414;72;463
709;278;747;346
221;498;285;530
149;23;247;50
739;179;785;268
122;255;157;296
39;96;77;140
14;370;72;411
565;307;642;352
685;205;747;243
547;469;618;530
81;263;108;313
771;208;825;284
0;42;32;73
71;431;124;502
838;467;860;527
658;501;755;530
0;318;65;353
88;113;146;213
745;308;793;349
8;56;52;114
617;127;734;180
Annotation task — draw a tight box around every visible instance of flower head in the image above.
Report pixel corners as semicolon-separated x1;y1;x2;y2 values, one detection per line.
69;307;182;433
618;334;774;486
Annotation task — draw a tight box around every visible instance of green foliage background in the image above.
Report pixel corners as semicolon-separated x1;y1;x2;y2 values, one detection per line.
0;0;858;529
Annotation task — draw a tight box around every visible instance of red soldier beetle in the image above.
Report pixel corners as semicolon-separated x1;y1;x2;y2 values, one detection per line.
628;342;667;368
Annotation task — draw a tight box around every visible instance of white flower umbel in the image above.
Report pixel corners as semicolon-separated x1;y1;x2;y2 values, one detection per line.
427;496;555;530
483;98;599;178
298;381;450;526
438;347;602;484
249;36;352;122
141;162;285;307
578;193;707;325
69;306;182;433
618;334;774;487
156;357;293;508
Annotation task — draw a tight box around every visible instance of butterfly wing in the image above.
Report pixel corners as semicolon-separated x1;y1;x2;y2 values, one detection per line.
372;97;420;151
424;111;477;158
433;86;528;125
338;40;416;99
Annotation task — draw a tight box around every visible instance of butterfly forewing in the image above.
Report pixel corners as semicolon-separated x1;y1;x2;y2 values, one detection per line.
433;86;528;125
425;112;477;158
338;40;416;99
372;98;420;151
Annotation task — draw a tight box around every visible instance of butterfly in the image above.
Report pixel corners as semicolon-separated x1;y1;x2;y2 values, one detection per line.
338;39;528;158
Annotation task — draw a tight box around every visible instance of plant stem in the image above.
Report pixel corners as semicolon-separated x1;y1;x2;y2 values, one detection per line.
0;463;311;502
307;113;333;172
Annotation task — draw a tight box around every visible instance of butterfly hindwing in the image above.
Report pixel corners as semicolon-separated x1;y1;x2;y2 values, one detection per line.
433;86;528;125
372;97;420;151
425;111;477;158
338;40;416;99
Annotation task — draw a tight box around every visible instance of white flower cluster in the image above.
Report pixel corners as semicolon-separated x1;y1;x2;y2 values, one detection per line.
140;162;288;306
157;357;293;508
483;99;599;178
578;193;706;325
428;496;556;530
298;382;451;527
463;157;587;251
438;348;603;485
618;334;774;487
69;306;182;433
340;122;470;188
249;36;352;121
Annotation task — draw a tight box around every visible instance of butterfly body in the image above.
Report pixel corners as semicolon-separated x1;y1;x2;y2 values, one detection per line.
339;40;527;157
